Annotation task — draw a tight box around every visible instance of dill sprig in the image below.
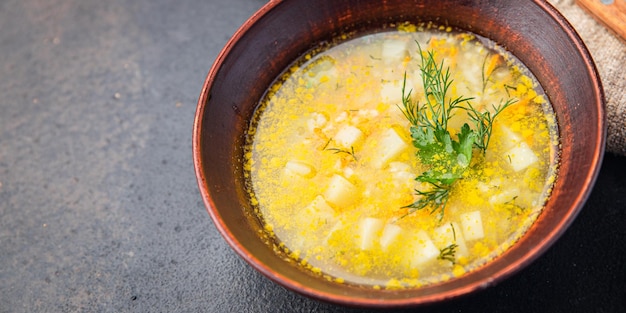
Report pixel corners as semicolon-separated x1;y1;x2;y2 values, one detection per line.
324;138;357;161
481;53;506;92
438;223;458;264
438;243;458;264
465;98;517;154
397;43;515;221
400;182;450;221
399;47;474;133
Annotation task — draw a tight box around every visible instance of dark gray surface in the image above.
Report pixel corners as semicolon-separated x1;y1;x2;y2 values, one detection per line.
0;0;624;312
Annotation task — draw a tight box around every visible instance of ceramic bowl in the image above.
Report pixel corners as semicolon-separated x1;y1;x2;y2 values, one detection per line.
193;0;605;307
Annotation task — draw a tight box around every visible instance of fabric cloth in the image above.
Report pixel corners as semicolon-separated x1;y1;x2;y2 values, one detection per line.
550;0;626;155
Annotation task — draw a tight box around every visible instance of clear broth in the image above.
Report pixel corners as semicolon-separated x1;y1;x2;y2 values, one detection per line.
245;25;559;288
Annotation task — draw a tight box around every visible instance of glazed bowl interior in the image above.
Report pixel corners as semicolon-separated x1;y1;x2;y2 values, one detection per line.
193;0;605;307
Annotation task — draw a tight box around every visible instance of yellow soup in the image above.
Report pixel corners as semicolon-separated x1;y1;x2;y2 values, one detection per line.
245;25;559;288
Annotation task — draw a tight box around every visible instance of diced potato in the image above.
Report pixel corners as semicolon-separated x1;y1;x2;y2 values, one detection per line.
476;182;491;194
388;161;410;172
290;196;336;251
408;230;440;267
305;195;335;218
499;125;523;150
460;211;484;241
382;39;409;64
333;125;364;149
356;109;380;119
306;112;328;132
370;128;408;169
358;217;385;250
284;160;316;178
323;220;345;245
323;174;358;208
489;187;520;205
506;142;538;172
388;162;415;182
411;69;425;94
380;79;412;104
379;223;402;251
480;178;503;192
342;167;355;179
380;81;400;104
351;108;380;125
515;190;540;209
334;111;349;124
464;67;483;89
433;222;469;257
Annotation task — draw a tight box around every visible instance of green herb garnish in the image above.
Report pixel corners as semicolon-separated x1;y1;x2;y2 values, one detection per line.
438;223;458;264
324;138;358;161
481;54;505;93
438;244;458;264
465;99;517;154
397;44;515;220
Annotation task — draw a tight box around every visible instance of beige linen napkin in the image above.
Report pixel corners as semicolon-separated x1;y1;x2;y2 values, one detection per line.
549;0;626;155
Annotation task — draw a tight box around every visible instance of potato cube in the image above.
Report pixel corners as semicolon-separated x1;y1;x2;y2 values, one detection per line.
499;125;522;149
460;211;484;241
370;128;408;169
506;142;538;172
305;195;335;219
284;160;316;178
382;39;409;64
388;162;415;182
292;195;335;234
333;125;364;149
289;196;336;251
433;222;469;257
358;217;385;250
324;220;345;245
380;79;412;104
409;230;440;267
489;187;520;205
323;174;358;208
379;223;402;251
306;112;328;132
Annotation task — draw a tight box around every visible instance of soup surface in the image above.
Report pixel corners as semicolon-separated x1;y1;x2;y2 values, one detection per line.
245;24;559;288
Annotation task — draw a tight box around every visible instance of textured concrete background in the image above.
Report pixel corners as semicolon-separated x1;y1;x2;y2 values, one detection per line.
0;0;624;312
